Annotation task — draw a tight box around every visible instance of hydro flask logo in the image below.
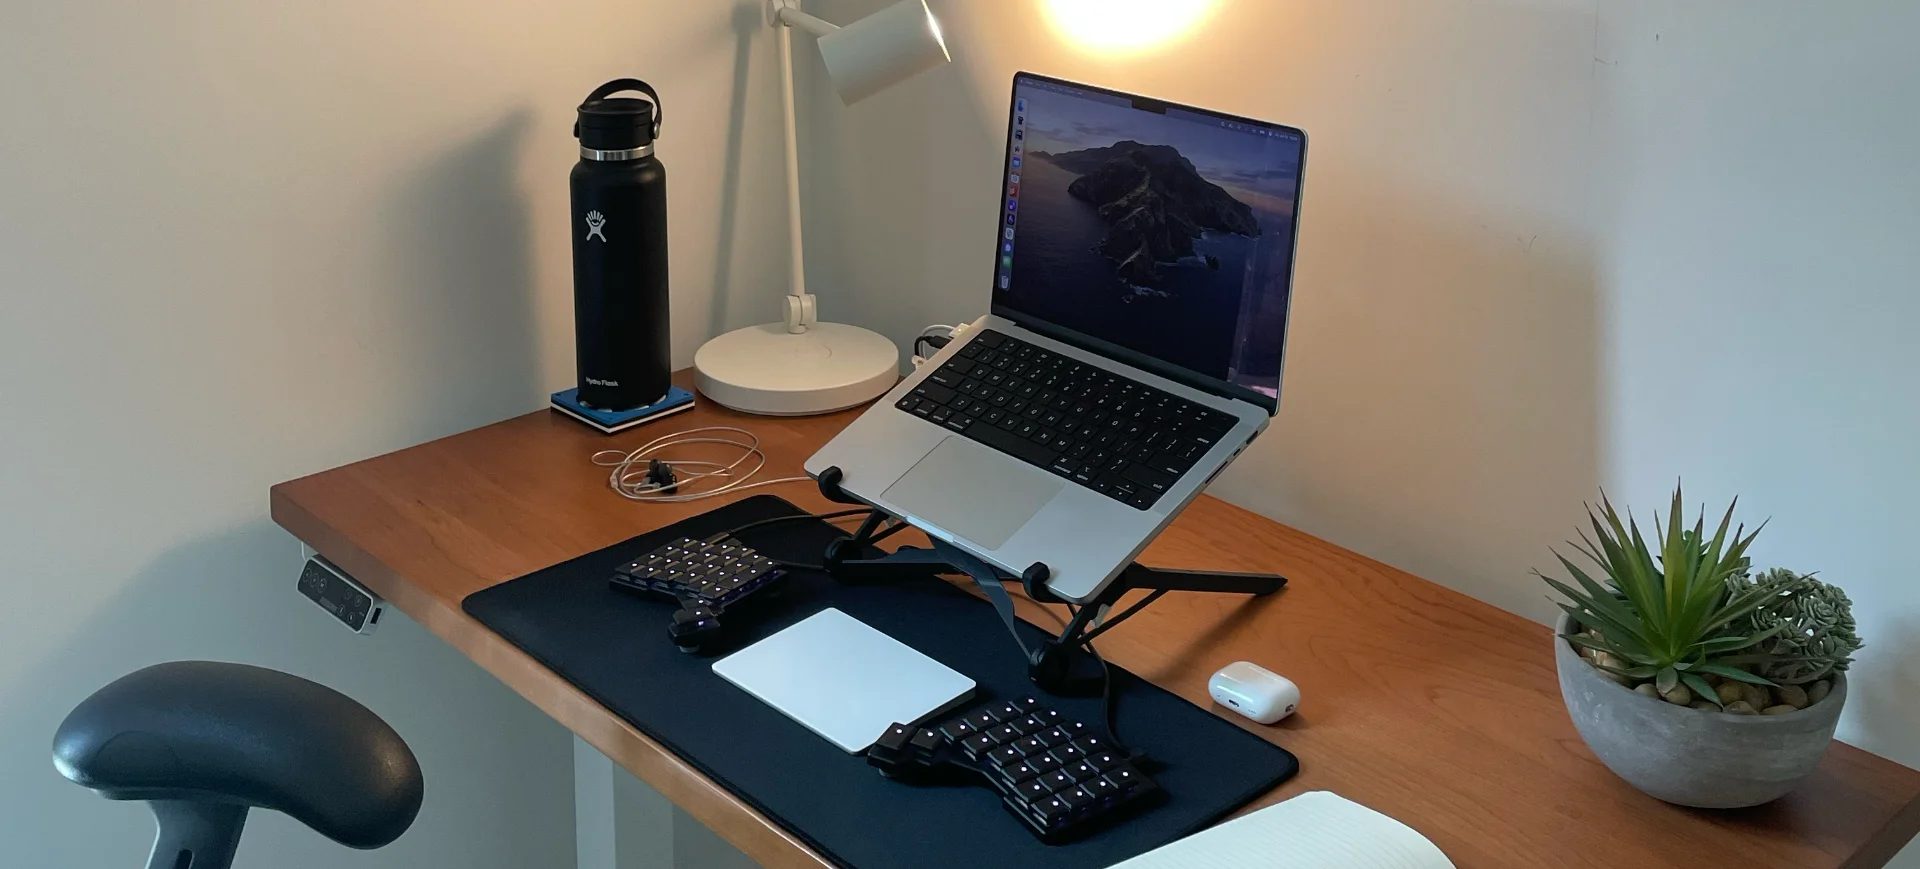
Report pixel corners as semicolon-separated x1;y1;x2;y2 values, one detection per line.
584;211;608;242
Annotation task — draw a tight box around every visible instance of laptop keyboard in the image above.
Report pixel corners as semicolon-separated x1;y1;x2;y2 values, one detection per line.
894;330;1238;511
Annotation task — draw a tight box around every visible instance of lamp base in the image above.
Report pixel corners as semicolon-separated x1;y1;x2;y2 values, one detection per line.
693;322;899;416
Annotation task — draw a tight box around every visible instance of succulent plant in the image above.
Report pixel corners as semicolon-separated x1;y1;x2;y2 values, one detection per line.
1539;485;1798;705
1728;568;1864;685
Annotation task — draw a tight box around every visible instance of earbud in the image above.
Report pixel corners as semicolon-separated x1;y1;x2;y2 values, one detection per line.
645;459;678;495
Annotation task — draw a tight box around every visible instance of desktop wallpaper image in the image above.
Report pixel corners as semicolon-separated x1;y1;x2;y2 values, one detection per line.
1000;84;1302;398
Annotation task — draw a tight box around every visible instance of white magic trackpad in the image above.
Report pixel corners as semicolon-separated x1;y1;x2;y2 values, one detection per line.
881;437;1061;549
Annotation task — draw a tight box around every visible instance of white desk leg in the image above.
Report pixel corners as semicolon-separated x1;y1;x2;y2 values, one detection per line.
573;735;760;869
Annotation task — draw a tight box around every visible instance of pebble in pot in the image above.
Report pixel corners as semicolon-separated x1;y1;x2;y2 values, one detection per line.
1555;613;1848;808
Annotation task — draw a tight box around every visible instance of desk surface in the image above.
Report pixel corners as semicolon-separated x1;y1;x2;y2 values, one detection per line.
271;371;1920;869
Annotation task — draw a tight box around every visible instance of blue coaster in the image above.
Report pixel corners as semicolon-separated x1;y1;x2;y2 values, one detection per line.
550;386;695;434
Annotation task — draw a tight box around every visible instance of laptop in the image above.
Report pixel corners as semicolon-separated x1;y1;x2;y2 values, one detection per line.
806;72;1308;604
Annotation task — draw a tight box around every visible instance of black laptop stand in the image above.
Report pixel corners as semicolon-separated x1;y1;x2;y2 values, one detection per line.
813;466;1286;696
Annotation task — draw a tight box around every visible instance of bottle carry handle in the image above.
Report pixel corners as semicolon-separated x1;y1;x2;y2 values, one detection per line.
578;78;663;141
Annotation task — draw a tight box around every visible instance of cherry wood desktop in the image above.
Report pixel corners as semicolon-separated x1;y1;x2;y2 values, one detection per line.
271;371;1920;869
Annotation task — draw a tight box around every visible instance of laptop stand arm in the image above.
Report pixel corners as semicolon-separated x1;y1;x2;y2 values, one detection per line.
810;467;1288;697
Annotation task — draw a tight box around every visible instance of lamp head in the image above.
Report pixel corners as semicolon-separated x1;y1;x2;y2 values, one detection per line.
816;0;950;105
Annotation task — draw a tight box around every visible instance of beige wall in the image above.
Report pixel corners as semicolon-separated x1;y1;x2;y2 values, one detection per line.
798;4;1920;865
0;1;790;865
5;0;1916;865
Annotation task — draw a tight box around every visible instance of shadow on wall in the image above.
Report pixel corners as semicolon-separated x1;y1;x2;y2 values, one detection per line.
707;1;769;337
1843;620;1920;868
1210;163;1603;624
0;523;574;868
380;109;544;440
1846;618;1920;770
794;0;939;351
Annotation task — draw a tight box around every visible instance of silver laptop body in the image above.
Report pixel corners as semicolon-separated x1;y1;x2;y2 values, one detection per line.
806;73;1308;604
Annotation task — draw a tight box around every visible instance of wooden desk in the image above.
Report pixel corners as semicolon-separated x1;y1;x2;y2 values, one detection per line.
271;372;1920;869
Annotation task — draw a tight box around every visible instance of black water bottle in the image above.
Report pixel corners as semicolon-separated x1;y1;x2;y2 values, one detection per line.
571;79;670;411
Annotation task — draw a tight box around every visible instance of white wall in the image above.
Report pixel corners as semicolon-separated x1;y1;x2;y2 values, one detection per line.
799;0;1920;860
1591;0;1920;773
0;1;789;866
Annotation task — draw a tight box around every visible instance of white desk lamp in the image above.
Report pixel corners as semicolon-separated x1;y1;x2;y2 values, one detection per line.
694;0;951;416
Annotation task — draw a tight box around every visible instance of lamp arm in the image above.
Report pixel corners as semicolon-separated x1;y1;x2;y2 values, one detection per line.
775;7;842;38
776;22;816;332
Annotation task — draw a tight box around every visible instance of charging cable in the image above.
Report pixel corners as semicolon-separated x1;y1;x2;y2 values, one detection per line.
592;426;811;503
911;321;975;367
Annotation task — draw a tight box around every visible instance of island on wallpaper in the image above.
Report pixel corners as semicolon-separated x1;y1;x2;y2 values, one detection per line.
1032;141;1261;288
1007;88;1299;395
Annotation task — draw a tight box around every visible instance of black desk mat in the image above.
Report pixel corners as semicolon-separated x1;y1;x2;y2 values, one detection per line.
462;496;1297;869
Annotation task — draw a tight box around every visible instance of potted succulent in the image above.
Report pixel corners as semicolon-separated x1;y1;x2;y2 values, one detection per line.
1540;485;1863;808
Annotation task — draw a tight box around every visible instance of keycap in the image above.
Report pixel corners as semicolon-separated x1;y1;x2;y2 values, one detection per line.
1035;727;1069;747
1057;785;1094;812
912;383;955;405
1104;766;1144;793
1083;777;1120;802
1042;770;1076;793
968;422;1060;468
910;728;945;755
1017;779;1050;801
1148;452;1192;477
1123;463;1174;493
965;710;1001;729
1033;796;1072;828
875;724;913;753
1028;753;1064;774
940;713;983;740
987;744;1024;768
961;733;997;758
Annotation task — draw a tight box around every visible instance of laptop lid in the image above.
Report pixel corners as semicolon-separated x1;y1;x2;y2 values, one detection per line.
990;72;1308;414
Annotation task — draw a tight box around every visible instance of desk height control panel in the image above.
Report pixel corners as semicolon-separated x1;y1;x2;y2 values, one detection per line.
297;555;386;634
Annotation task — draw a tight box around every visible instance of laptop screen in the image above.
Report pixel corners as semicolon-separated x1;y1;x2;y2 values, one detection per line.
990;73;1306;410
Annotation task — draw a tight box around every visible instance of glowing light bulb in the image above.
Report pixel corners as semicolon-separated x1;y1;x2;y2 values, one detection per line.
1041;0;1222;54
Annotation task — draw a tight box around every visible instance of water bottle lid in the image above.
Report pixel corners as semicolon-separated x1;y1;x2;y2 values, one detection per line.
574;79;662;152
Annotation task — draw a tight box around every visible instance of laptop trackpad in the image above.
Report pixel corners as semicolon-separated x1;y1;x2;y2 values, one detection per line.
881;437;1061;550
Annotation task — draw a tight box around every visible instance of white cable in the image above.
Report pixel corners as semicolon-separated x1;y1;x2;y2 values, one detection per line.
590;426;811;504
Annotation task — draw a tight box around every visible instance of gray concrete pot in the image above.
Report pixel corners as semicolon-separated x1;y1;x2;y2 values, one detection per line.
1555;613;1847;808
